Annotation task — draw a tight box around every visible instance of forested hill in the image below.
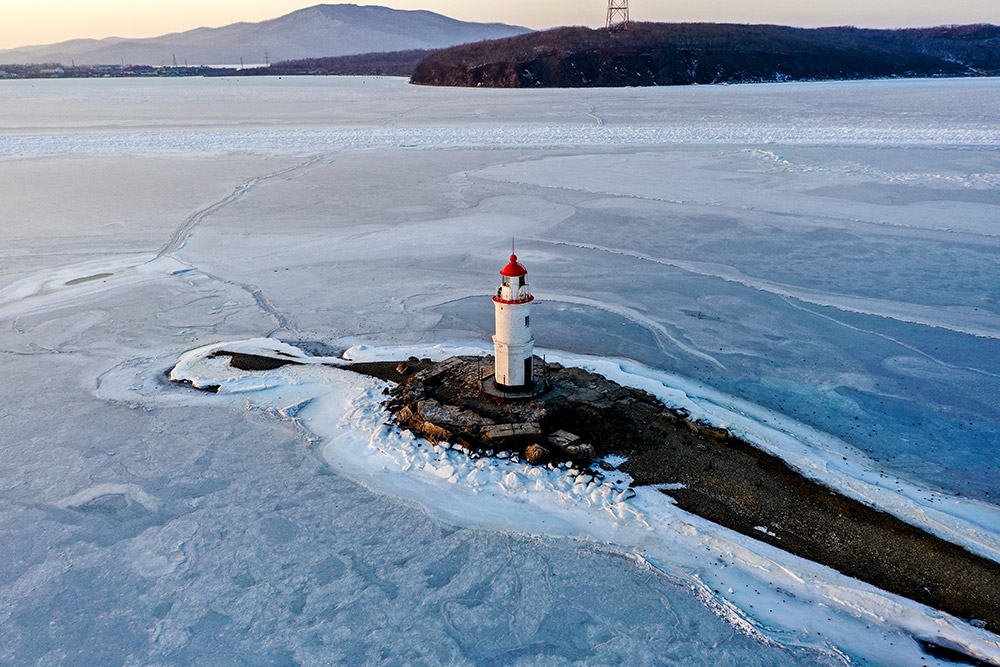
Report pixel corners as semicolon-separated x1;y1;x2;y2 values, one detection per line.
409;23;1000;87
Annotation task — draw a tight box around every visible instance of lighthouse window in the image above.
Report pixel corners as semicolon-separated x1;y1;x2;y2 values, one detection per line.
525;315;530;327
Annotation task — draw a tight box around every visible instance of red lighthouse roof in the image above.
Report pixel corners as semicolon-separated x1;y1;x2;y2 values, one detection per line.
500;254;527;277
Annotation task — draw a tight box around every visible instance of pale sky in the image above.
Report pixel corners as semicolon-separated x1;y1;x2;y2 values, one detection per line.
3;0;999;51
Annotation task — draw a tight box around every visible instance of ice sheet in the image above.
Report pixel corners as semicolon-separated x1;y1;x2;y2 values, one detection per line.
2;75;999;665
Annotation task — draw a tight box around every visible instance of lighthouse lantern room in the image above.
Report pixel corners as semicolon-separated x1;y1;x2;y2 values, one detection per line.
492;252;535;389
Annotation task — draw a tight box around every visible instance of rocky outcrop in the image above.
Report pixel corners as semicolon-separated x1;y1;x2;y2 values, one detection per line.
386;355;574;459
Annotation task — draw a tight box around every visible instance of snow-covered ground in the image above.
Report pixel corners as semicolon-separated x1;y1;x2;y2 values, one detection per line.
1;75;998;665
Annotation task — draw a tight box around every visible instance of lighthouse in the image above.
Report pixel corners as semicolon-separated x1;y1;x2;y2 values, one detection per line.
492;252;535;389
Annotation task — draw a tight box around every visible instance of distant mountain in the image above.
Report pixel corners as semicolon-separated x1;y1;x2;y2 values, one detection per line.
410;23;1000;87
0;4;530;66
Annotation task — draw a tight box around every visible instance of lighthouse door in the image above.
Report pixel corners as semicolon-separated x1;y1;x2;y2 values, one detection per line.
523;358;532;386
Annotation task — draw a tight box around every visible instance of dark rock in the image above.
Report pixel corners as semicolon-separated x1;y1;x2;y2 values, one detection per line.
567;442;595;464
212;350;302;371
547;430;581;450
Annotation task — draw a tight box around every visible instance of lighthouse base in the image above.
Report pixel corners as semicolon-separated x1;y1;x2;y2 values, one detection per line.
480;373;547;400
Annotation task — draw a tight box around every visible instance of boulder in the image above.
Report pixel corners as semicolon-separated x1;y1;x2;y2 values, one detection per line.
566;442;596;463
524;444;550;465
417;420;452;443
482;422;541;441
482;424;516;440
396;404;414;424
548;430;581;450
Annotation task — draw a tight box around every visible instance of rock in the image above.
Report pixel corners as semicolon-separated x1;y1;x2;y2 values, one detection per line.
685;420;729;439
566;442;596;464
627;387;657;404
482;424;515;440
525;444;550;465
482;422;541;440
414;356;465;383
702;425;730;440
417;420;451;443
547;430;593;462
548;430;581;451
513;422;542;437
396;361;411;375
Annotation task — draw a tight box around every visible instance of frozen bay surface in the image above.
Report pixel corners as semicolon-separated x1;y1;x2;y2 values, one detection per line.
1;76;998;665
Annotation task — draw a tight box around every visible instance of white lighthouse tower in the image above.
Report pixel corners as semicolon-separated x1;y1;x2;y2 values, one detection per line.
492;252;535;389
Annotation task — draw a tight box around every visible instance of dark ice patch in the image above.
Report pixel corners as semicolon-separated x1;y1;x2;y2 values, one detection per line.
809;183;1000;206
312;556;347;585
424;542;469;589
65;272;113;286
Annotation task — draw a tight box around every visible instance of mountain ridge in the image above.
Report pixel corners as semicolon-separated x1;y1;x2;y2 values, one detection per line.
0;4;530;66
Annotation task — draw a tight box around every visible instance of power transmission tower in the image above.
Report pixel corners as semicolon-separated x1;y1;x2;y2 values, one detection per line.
606;0;630;30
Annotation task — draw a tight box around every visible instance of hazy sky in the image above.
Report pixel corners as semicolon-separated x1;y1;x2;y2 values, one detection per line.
4;0;999;50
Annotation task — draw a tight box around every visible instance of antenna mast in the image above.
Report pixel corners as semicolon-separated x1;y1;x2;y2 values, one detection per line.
606;0;630;30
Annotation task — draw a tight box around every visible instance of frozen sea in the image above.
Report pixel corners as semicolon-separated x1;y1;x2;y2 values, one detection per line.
1;75;999;665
